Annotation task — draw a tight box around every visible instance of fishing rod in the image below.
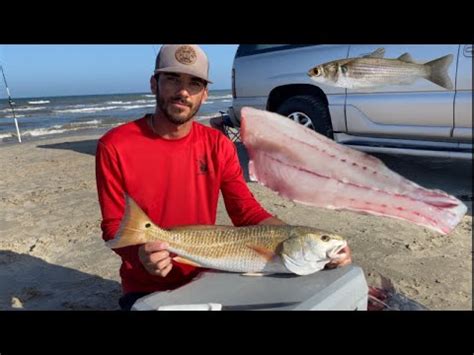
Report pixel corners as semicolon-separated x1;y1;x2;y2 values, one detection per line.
0;65;22;143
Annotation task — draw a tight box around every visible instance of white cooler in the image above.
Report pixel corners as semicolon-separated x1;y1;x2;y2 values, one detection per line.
132;265;368;311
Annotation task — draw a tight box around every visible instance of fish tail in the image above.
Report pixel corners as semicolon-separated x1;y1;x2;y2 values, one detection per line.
106;194;164;249
425;54;454;90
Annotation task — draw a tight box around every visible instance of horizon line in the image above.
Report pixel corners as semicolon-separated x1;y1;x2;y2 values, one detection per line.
0;88;232;101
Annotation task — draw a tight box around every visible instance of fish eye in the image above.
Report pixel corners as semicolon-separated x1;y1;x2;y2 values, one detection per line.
321;235;330;242
309;68;320;77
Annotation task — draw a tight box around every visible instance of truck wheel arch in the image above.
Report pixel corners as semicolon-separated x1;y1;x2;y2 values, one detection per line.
267;85;333;139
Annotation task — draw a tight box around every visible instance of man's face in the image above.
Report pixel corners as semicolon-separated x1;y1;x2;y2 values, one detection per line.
152;72;208;125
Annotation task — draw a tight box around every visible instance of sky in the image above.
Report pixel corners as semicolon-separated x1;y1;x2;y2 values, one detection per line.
0;45;238;99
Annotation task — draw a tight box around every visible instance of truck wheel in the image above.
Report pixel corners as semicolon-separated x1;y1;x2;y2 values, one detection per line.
276;95;333;139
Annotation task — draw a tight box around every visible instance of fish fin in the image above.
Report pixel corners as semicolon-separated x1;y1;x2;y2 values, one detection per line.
425;54;454;90
241;272;265;277
106;194;160;249
172;256;203;268
397;53;415;63
363;48;385;58
246;244;276;261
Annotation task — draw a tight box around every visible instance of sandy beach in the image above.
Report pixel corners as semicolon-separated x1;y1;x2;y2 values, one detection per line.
0;124;472;310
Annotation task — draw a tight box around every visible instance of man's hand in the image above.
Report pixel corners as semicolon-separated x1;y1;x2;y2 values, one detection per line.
326;245;352;269
138;241;172;277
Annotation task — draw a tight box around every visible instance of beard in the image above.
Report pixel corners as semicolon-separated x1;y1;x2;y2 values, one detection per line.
157;94;202;125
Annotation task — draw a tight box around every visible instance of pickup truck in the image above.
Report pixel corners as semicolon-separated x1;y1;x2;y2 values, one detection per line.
229;44;472;159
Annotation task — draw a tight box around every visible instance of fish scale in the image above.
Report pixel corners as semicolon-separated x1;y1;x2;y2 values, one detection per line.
162;225;290;260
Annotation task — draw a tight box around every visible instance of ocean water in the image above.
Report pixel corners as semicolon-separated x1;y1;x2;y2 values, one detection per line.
0;90;233;144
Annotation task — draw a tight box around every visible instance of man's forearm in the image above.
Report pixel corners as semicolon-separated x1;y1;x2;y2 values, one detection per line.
258;216;287;226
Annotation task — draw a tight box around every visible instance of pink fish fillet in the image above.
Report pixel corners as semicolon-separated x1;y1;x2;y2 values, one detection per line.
240;107;467;235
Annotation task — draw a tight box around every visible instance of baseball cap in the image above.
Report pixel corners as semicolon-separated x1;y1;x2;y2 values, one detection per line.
154;44;212;84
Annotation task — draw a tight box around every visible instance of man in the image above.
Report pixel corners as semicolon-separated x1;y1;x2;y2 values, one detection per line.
95;44;352;310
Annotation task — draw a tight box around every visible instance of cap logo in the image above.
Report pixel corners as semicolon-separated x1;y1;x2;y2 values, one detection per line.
175;46;197;65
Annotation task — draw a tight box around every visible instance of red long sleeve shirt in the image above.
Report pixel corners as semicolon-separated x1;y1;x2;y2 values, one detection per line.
95;115;272;294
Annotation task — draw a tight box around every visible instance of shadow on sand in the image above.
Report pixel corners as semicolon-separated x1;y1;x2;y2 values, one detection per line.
38;139;98;156
0;250;121;310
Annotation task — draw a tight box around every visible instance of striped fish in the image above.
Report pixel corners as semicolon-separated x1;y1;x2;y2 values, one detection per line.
308;48;453;90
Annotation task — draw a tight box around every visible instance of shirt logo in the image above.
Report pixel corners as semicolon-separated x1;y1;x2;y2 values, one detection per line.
198;157;209;175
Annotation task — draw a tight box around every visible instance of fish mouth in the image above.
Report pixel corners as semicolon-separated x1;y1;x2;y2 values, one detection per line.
327;240;348;259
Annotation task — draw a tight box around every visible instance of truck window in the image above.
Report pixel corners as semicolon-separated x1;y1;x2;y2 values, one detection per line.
235;44;316;58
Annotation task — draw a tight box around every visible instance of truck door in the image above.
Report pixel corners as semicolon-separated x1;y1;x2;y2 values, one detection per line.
345;45;458;140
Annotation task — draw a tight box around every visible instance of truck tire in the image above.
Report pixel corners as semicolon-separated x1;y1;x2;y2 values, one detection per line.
276;95;333;139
